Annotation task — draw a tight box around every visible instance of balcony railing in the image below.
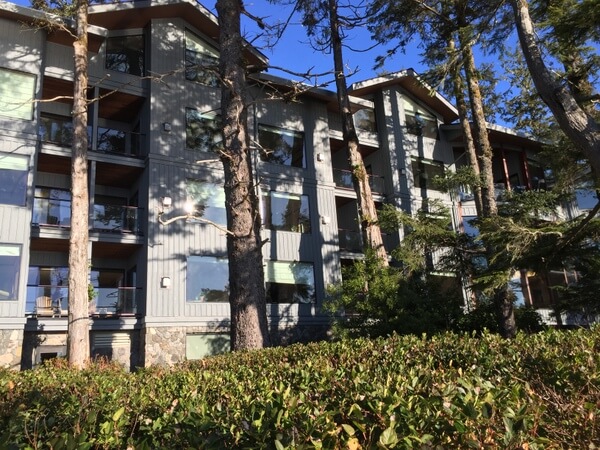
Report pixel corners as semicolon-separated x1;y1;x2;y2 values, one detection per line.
33;196;71;227
33;198;141;234
39;115;144;158
338;228;363;253
92;204;140;234
333;168;384;194
26;286;139;317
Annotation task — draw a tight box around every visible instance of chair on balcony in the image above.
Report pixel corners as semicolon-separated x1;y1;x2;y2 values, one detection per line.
34;296;57;318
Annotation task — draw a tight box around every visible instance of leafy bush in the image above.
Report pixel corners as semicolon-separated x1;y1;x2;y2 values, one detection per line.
1;328;598;448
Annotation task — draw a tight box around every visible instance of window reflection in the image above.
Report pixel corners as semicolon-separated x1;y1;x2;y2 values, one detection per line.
262;191;311;233
105;35;145;76
258;124;305;168
185;31;219;87
186;109;223;153
266;261;315;304
0;153;28;206
186;256;229;302
185;180;226;225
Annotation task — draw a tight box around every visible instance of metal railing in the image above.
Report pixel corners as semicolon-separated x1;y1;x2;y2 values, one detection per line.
92;204;140;234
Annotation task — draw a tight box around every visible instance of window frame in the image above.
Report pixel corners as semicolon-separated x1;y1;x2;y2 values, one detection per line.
258;124;306;168
186;255;229;303
265;260;316;304
0;68;36;121
403;98;439;140
185;30;220;87
185;108;223;153
105;34;145;76
0;244;22;301
0;153;29;206
185;179;227;225
261;190;311;233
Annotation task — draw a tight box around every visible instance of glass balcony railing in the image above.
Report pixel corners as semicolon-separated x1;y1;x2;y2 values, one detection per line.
33;198;141;234
92;204;140;233
338;228;363;253
32;196;71;227
39;115;144;158
333;169;384;194
26;286;139;317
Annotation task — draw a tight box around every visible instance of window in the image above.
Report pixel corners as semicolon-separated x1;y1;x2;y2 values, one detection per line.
411;157;444;190
185;180;226;225
0;153;28;206
186;333;230;360
186;256;229;302
404;98;438;139
266;261;315;304
353;108;377;133
91;269;126;314
0;68;35;120
0;244;21;301
185;30;219;87
258;124;305;168
186;108;223;153
262;191;311;233
105;35;145;76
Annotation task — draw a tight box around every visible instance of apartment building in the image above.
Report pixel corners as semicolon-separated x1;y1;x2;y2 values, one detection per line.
0;0;555;370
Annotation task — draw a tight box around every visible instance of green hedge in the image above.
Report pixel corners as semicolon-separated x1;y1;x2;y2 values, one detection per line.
1;328;599;449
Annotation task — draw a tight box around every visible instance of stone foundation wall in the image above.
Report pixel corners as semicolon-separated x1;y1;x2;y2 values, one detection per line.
0;329;24;370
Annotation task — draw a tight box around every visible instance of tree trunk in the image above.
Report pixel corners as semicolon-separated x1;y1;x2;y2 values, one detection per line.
458;22;516;338
511;0;600;177
216;0;270;350
328;0;388;264
68;0;90;367
449;38;483;216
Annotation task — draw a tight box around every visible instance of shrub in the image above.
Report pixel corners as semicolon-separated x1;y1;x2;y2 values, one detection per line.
1;328;598;448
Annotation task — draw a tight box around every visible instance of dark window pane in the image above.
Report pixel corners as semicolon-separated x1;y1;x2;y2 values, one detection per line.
411;158;445;190
106;35;145;76
186;256;229;302
406;113;438;139
0;153;28;206
185;31;219;87
186;108;223;152
258;124;305;168
353;108;377;133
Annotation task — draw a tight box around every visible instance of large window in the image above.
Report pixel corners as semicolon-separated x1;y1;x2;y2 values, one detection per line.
258;124;305;168
105;35;145;76
411;157;445;191
353;108;377;133
185;180;226;225
185;30;219;87
0;68;35;120
0;244;21;301
186;256;229;302
262;191;311;233
186;108;223;153
0;153;28;206
266;261;315;304
33;187;71;226
404;98;438;139
186;333;230;360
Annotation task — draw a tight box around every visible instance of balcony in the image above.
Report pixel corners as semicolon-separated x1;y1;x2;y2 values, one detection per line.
33;196;142;235
338;228;363;253
333;168;384;194
26;286;139;317
39;114;145;158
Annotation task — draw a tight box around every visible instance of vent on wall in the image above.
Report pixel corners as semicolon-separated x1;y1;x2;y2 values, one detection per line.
93;332;131;348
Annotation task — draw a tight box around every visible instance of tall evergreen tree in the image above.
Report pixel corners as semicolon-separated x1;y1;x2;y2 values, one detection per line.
216;0;271;350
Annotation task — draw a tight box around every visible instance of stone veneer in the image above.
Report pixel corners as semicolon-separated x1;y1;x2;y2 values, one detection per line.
142;323;331;367
0;329;24;370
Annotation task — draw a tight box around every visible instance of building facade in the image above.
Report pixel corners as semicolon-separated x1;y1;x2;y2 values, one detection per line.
0;0;563;370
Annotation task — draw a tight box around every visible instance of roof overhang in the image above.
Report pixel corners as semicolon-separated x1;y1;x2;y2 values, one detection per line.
0;1;107;52
88;0;267;70
251;72;374;113
349;69;459;124
441;122;544;150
